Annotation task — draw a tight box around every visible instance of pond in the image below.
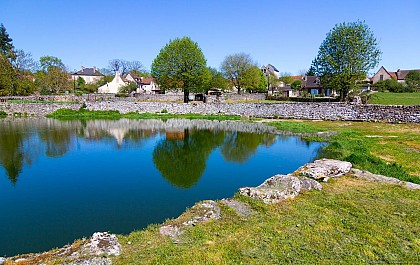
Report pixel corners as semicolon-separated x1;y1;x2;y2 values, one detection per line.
0;118;323;256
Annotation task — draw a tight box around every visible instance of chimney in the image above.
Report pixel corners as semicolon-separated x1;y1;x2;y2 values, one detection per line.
93;66;96;73
81;66;85;72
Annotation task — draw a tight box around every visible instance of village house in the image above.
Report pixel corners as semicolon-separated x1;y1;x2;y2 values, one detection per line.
126;72;160;94
97;71;128;93
261;64;280;78
71;66;103;84
372;66;420;84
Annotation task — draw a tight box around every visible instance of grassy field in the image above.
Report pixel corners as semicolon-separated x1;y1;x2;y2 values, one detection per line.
368;92;420;105
269;120;420;183
113;178;419;264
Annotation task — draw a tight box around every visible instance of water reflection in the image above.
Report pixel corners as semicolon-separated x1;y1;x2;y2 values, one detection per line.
0;118;279;186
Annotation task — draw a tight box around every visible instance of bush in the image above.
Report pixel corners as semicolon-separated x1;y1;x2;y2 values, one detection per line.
373;79;412;93
0;110;7;116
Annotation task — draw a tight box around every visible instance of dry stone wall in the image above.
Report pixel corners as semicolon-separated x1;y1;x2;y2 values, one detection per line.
0;101;419;123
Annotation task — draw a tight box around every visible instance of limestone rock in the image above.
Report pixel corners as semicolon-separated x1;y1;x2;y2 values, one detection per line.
221;198;254;217
238;174;301;204
352;168;420;190
62;257;112;265
299;177;322;191
159;200;221;241
80;232;122;257
294;159;352;181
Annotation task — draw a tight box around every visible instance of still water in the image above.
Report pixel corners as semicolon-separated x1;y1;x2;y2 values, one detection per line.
0;118;323;256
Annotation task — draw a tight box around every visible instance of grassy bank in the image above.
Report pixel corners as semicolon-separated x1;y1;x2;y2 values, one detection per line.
368;92;420;105
269;120;420;184
112;178;419;264
46;108;242;121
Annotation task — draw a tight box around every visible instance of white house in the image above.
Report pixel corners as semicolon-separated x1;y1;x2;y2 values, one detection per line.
98;71;127;93
261;64;280;78
137;77;160;94
72;66;103;84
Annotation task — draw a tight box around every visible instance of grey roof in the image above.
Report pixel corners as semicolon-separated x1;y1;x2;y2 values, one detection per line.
73;67;103;76
267;64;279;72
302;76;321;88
396;69;420;80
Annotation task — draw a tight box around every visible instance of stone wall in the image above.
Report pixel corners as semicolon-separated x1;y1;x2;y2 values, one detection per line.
0;101;419;123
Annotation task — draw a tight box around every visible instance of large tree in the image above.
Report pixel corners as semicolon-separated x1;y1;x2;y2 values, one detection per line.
0;23;14;58
312;21;381;101
220;53;257;94
36;55;70;94
151;37;209;102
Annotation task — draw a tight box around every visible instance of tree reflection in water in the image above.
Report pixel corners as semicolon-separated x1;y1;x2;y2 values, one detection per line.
153;129;225;188
0;118;279;186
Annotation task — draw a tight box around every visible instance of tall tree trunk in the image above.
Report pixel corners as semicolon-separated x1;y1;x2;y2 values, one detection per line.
184;89;189;103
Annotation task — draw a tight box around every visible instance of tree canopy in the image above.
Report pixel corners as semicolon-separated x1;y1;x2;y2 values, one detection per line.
405;71;420;92
312;21;381;100
220;53;260;94
0;23;14;58
151;37;209;102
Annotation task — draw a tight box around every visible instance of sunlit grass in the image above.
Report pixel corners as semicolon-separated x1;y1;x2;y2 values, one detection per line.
368;92;420;105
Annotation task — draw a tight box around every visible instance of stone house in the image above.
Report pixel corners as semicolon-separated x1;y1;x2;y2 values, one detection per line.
372;66;420;84
71;66;103;84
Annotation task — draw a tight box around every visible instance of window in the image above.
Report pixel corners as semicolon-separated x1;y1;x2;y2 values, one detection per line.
311;89;318;95
380;74;383;81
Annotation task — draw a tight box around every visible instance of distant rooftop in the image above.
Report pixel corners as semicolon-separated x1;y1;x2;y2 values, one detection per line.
73;67;103;76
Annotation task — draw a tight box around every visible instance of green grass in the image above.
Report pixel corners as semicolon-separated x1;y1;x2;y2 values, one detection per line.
111;178;420;264
268;120;420;184
47;108;242;121
368;92;420;105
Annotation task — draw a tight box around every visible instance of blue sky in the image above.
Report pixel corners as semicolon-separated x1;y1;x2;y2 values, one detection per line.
1;0;419;75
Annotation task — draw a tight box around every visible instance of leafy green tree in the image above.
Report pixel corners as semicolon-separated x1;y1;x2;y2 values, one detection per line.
37;56;70;94
312;21;381;101
208;67;229;91
39;56;65;71
306;65;316;76
405;71;420;92
243;65;264;93
76;76;86;90
119;82;137;94
291;79;302;90
256;70;268;93
279;72;294;85
151;37;209;102
0;53;18;95
220;53;257;94
0;23;14;58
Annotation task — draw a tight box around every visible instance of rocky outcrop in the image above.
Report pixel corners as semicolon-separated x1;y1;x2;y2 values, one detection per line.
6;232;121;265
238;174;302;204
159;200;221;242
294;159;352;181
351;168;420;190
221;198;254;217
